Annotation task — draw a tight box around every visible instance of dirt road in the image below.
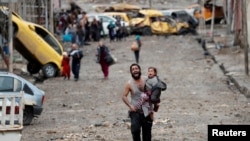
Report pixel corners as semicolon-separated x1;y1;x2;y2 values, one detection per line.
19;34;250;141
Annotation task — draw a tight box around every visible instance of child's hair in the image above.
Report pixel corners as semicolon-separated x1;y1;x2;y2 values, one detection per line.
148;66;157;76
63;52;68;56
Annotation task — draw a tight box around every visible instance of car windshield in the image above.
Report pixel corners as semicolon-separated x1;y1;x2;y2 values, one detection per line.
34;26;62;55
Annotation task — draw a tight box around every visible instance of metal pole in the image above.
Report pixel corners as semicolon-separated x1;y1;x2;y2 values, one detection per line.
227;0;231;33
210;0;215;41
8;0;13;73
199;0;206;37
45;0;48;29
242;0;249;75
50;0;54;34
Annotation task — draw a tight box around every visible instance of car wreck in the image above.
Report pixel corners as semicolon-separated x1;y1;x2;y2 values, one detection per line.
129;9;192;36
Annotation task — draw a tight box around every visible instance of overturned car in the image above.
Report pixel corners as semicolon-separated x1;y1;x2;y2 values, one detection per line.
0;6;64;78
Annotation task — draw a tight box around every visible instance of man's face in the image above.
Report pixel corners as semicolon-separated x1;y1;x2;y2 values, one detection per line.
131;65;141;80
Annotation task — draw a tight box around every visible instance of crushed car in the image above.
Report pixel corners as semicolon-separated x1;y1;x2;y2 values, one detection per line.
129;9;191;36
161;9;199;35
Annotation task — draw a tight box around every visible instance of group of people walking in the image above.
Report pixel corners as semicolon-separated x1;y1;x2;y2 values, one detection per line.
61;40;111;81
62;52;166;141
57;9;104;48
41;2;169;140
58;6;164;141
57;7;129;47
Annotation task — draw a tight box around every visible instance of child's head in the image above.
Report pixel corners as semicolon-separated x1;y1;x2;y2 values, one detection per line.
98;40;104;47
72;43;78;50
63;52;68;57
148;67;157;78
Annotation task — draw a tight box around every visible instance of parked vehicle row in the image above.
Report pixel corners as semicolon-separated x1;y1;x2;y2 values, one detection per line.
102;9;194;36
93;1;225;36
93;8;198;36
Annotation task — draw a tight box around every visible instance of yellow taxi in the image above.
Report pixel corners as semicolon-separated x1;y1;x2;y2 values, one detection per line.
0;6;64;78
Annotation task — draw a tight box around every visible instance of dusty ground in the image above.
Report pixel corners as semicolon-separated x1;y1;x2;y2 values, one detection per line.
18;32;250;141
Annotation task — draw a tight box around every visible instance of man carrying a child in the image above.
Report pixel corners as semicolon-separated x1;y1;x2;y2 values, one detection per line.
122;64;166;141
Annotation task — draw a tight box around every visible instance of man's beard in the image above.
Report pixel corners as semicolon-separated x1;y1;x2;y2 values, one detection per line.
131;72;141;80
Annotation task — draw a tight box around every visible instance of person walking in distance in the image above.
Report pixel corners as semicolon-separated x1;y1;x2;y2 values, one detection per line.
96;40;110;79
68;43;83;81
107;21;116;42
122;63;153;141
134;35;142;64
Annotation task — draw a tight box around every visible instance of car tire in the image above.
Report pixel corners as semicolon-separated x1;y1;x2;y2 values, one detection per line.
143;27;152;36
23;106;33;125
27;62;41;74
42;63;57;78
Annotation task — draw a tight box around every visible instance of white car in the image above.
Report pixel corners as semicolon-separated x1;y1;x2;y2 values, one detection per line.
86;13;129;36
0;71;45;125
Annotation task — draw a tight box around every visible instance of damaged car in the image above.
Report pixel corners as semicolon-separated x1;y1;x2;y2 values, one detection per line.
161;9;199;35
130;9;191;36
0;6;64;78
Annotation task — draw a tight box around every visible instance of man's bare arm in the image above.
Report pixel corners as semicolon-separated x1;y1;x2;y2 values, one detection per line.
122;82;136;112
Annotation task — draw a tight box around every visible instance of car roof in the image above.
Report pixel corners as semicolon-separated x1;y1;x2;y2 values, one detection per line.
139;9;163;16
